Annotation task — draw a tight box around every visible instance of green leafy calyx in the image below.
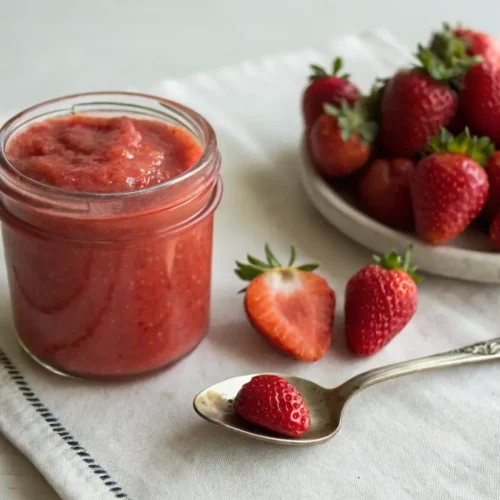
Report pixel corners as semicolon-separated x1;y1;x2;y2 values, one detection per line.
323;100;378;144
234;244;318;292
427;128;494;166
373;246;421;284
415;23;482;90
429;23;469;63
309;57;351;81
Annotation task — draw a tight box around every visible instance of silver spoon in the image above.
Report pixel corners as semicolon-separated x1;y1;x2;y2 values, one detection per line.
193;337;500;445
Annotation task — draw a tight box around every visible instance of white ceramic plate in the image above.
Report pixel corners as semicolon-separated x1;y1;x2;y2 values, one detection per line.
298;139;500;283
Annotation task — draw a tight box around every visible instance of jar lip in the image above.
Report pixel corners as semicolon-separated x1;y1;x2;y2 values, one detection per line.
0;91;218;202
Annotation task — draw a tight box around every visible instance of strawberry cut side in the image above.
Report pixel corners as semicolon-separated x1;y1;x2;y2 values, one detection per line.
244;270;335;362
235;245;335;362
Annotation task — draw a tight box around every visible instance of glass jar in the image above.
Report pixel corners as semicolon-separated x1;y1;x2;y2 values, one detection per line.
0;92;222;378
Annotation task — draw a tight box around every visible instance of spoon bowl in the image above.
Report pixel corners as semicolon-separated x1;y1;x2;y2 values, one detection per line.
194;373;345;445
194;337;500;445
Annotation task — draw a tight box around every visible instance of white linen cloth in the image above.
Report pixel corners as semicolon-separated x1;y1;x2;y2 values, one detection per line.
0;30;499;500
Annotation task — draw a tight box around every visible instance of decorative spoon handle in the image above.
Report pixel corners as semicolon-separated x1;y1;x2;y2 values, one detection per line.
338;337;500;398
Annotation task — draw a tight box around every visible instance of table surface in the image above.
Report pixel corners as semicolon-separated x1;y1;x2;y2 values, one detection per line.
1;1;499;498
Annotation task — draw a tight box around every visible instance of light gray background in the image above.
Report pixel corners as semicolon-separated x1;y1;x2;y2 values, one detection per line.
1;1;499;498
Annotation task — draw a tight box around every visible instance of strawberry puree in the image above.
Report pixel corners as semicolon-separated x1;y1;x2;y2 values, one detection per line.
7;115;202;193
2;112;218;377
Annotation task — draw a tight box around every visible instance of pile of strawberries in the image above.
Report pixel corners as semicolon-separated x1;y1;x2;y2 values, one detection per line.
303;24;500;249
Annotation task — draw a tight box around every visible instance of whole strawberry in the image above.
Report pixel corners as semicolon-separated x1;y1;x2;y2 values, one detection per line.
381;45;479;158
489;211;500;250
482;151;500;223
234;375;311;437
302;57;361;130
235;245;335;362
358;158;415;230
345;247;419;356
454;26;500;67
430;23;499;67
309;100;377;178
459;63;500;145
410;129;492;245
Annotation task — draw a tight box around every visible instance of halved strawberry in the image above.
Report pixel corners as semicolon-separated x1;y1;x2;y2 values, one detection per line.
235;245;335;362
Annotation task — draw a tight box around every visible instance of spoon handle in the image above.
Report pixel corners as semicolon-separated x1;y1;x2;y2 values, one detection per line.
338;337;500;398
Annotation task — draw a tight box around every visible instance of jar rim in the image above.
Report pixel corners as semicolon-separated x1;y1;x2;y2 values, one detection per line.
0;91;219;215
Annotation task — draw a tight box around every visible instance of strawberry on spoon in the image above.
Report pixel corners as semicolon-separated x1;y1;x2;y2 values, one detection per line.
235;245;335;362
234;375;311;437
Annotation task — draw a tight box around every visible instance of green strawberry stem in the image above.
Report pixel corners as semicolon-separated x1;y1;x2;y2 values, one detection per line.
323;100;378;143
235;244;319;292
427;128;494;166
373;246;421;284
309;57;350;81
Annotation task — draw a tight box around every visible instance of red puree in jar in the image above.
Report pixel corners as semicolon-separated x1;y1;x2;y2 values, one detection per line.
7;115;202;193
3;113;217;377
